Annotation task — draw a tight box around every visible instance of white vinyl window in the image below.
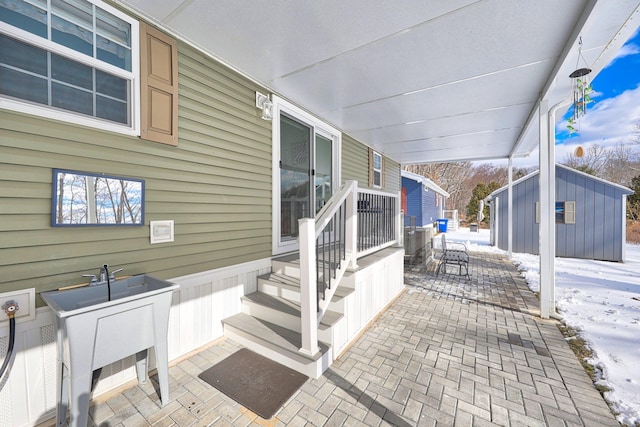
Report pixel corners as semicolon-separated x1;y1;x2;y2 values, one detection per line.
373;151;382;188
0;0;139;134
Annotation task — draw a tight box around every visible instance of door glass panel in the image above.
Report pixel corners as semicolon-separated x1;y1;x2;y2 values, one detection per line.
315;134;332;213
280;114;311;241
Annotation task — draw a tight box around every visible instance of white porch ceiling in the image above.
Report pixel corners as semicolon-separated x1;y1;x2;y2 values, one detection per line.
114;0;640;164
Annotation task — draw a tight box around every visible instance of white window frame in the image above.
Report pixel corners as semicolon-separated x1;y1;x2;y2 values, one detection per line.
372;151;382;188
271;95;342;255
0;0;140;136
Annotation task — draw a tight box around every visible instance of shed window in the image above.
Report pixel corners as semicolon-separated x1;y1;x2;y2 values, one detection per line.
0;0;139;134
558;201;576;224
535;201;576;224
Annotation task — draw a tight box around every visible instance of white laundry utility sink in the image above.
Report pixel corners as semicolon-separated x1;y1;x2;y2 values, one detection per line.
41;275;179;427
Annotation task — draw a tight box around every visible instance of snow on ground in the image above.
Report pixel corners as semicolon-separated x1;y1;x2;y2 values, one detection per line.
445;227;640;425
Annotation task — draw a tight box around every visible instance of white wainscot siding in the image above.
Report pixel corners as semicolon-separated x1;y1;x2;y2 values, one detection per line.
0;258;271;427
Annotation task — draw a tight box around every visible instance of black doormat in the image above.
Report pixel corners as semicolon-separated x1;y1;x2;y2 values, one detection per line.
198;348;308;419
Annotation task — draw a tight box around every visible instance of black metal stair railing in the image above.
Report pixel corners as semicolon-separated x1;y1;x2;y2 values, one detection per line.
316;200;346;308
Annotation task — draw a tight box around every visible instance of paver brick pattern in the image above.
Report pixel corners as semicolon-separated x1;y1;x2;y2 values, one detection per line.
44;252;618;426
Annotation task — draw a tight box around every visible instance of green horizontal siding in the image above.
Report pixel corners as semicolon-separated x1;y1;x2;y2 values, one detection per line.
0;25;399;300
385;158;401;194
341;134;400;194
341;134;368;186
0;41;273;296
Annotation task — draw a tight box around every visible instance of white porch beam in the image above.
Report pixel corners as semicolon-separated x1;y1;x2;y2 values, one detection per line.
510;1;598;158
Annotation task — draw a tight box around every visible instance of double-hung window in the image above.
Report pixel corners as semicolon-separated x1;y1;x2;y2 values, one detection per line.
371;150;383;188
0;0;139;134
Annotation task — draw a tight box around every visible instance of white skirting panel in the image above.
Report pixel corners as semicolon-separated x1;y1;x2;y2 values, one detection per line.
337;248;405;356
0;258;271;427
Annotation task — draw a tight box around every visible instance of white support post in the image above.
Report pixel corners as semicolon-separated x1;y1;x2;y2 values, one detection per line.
507;157;513;258
345;181;359;270
395;189;403;248
298;218;320;356
539;98;554;319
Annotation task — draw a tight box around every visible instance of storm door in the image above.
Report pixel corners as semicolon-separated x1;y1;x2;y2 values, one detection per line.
277;113;335;252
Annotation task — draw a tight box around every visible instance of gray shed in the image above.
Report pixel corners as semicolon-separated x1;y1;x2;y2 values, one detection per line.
486;164;633;262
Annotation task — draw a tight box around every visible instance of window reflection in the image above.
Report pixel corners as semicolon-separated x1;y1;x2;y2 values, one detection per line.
53;169;144;226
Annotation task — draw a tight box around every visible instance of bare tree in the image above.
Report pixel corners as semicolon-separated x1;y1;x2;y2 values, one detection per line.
563;141;640;187
403;162;474;214
563;144;608;176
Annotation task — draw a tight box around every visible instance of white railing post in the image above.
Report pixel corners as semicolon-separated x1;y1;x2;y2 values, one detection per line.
298;218;319;356
395;190;403;248
345;181;359;269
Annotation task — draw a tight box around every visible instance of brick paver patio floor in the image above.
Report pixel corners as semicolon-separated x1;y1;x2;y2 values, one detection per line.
45;251;618;426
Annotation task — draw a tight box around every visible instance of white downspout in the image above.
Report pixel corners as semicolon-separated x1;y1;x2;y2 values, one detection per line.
507;157;513;258
539;96;571;319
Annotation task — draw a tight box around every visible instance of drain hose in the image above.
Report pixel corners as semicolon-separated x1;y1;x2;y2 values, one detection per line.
0;302;18;385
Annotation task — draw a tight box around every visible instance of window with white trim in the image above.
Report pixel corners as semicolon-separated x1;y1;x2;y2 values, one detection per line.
0;0;139;134
372;151;382;188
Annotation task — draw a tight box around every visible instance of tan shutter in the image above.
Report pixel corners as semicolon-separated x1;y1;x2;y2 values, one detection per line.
565;201;576;224
140;22;178;145
535;202;540;224
381;156;385;188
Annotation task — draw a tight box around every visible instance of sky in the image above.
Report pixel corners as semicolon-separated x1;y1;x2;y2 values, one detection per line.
507;29;640;169
449;228;640;426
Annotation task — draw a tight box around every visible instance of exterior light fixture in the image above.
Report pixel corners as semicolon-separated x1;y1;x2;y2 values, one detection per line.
567;37;592;133
256;92;274;121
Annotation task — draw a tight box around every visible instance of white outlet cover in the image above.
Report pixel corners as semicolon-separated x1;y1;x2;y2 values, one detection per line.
0;288;36;324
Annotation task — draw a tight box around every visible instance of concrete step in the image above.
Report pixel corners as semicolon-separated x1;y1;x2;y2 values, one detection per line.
222;312;332;379
241;292;344;343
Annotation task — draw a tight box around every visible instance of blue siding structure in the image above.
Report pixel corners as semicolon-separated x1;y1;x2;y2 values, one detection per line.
402;171;449;227
486;164;633;262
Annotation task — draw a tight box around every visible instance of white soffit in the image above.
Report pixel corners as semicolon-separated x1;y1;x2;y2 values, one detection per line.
114;0;640;164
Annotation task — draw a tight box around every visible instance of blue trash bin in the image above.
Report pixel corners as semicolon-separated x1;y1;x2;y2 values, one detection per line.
437;218;448;232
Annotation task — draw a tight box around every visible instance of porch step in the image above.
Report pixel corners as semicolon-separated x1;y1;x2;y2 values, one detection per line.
272;254;301;279
272;254;350;282
222;312;332;379
241;292;344;343
257;272;355;312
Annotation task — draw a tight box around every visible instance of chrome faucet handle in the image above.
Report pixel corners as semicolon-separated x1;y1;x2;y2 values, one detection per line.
82;274;98;283
109;268;124;280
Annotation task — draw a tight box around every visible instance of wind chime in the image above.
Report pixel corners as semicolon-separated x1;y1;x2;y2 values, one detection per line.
567;37;592;134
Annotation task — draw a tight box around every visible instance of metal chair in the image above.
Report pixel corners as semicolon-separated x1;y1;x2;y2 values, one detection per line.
436;234;470;278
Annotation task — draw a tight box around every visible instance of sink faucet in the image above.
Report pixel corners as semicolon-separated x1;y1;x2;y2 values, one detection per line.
82;266;123;286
